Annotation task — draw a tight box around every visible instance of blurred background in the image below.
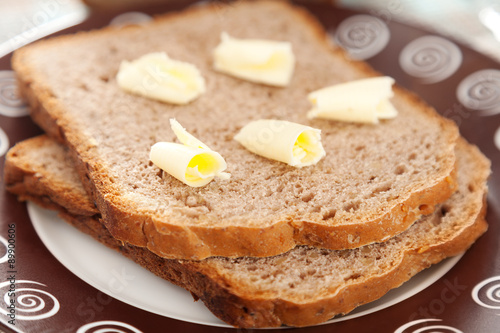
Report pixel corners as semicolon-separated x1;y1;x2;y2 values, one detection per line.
1;0;500;61
338;0;500;62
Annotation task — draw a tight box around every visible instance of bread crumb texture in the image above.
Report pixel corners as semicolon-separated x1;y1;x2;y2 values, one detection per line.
12;1;459;257
206;138;489;301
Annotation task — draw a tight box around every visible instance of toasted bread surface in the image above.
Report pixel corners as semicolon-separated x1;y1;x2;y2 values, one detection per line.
12;1;459;259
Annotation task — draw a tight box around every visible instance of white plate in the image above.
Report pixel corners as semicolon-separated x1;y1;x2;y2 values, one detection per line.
27;202;462;328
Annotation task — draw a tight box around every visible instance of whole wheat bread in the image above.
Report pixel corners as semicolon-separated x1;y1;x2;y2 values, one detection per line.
4;135;489;328
12;0;459;259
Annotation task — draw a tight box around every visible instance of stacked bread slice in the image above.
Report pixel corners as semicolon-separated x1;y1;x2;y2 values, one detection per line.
4;0;490;328
4;135;490;327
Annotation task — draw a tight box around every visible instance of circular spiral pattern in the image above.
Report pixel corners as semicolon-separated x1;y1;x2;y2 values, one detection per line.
472;276;500;310
0;70;29;117
334;15;390;60
395;319;463;333
399;36;462;84
457;69;500;115
0;235;8;264
495;127;500;151
77;320;143;333
0;126;9;158
0;280;60;320
109;12;153;27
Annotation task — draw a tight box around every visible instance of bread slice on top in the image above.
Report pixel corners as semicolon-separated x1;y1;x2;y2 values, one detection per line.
12;1;459;259
4;135;489;328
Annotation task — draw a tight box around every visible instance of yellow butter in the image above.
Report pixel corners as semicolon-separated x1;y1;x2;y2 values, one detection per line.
117;52;205;105
307;77;398;124
149;119;229;187
234;119;325;167
213;32;295;87
170;118;210;150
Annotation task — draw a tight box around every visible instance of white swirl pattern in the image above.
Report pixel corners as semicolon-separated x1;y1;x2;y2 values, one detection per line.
77;320;143;333
109;12;153;27
472;276;500;311
0;70;29;117
399;36;462;84
495;127;500;151
0;126;9;158
0;236;8;264
395;319;463;333
334;15;390;60
0;280;60;320
457;69;500;115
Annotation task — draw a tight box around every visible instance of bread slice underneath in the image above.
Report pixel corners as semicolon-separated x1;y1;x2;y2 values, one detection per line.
4;135;489;328
11;0;459;259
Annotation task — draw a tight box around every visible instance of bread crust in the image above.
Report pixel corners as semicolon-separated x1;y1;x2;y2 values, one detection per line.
32;203;489;328
4;136;98;217
11;0;460;259
4;135;489;328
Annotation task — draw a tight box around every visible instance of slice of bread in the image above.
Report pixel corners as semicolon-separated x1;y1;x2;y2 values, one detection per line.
11;0;459;259
4;135;489;328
